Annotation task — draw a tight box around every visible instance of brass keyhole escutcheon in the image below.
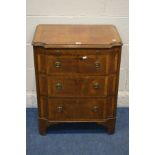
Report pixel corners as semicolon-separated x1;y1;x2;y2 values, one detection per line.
55;50;61;56
56;50;61;53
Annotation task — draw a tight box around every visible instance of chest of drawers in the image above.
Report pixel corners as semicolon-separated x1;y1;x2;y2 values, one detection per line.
32;25;122;135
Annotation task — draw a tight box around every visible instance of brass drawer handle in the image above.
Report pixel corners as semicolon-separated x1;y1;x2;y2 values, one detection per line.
57;106;63;112
92;106;99;112
56;83;63;90
93;82;100;89
95;62;100;69
55;61;61;68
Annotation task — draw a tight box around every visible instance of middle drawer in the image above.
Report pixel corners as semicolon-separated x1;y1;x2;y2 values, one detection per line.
39;75;117;97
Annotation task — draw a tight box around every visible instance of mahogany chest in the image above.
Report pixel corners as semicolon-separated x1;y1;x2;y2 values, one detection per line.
32;25;122;135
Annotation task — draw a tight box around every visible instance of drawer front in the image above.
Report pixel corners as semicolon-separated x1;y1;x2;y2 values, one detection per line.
47;76;79;97
37;49;119;75
39;75;117;97
79;75;117;97
47;55;78;74
47;97;116;121
77;53;118;75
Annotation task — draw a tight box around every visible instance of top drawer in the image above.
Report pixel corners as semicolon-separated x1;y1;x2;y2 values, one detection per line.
36;49;120;75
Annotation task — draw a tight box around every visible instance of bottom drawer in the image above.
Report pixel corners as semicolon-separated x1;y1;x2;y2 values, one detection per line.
47;97;116;121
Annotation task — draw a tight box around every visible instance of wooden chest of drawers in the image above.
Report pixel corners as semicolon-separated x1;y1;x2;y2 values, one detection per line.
32;25;122;135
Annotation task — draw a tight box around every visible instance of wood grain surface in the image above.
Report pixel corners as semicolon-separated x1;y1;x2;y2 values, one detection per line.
32;25;122;48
